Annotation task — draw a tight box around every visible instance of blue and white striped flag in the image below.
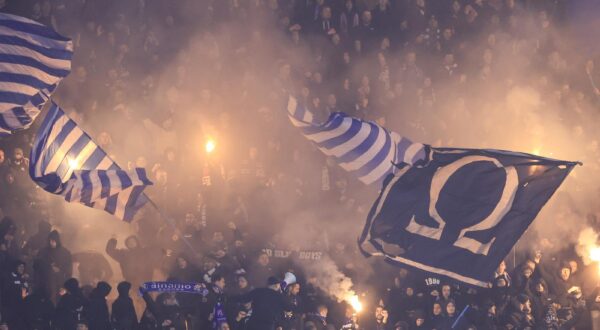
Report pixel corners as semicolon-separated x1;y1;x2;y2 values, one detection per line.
0;13;73;135
30;103;152;221
287;96;427;185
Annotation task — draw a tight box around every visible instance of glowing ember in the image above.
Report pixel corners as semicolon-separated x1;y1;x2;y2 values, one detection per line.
205;139;216;153
347;295;363;313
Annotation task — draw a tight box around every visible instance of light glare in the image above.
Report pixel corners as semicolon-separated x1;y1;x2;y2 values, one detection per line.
205;139;216;153
68;159;79;170
348;295;362;313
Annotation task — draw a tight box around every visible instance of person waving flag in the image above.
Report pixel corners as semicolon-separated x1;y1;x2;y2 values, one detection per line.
287;94;578;287
30;103;152;221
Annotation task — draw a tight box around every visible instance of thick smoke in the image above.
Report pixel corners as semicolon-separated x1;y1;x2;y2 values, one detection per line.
303;255;357;303
13;1;600;294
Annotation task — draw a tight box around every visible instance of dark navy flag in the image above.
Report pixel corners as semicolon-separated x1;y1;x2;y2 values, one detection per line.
359;147;578;287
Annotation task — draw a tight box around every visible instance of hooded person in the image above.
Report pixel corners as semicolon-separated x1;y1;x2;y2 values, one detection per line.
85;281;112;330
529;277;553;323
489;274;511;317
478;299;499;330
547;262;574;300
428;301;445;329
409;309;427;329
111;281;138;330
35;230;73;302
0;260;28;328
396;285;420;323
23;220;52;259
54;278;88;330
106;235;156;286
438;299;459;329
511;263;534;297
503;294;534;329
0;217;19;267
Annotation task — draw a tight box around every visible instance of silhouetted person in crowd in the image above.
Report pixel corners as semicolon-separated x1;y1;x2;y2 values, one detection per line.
73;251;114;286
35;230;72;302
106;236;155;286
24;286;55;330
247;252;272;287
54;278;87;330
1;260;29;328
85;281;112;330
23;220;52;260
245;276;290;330
140;287;187;330
111;281;138;330
0;217;19;267
170;253;201;282
305;304;329;330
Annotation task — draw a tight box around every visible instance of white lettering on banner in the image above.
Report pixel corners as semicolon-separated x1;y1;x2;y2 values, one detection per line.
406;156;519;255
274;249;292;258
262;248;273;257
425;277;440;286
299;251;323;260
263;248;323;261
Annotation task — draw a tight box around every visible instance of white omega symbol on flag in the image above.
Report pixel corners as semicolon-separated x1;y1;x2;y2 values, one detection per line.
405;156;519;255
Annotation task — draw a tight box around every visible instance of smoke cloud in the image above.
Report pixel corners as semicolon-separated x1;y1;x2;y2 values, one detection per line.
6;0;600;294
303;255;357;303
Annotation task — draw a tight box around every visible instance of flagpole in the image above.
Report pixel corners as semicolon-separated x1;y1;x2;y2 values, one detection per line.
144;194;200;257
451;305;470;329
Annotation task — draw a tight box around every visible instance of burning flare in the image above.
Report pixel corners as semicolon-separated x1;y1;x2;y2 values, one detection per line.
205;139;216;153
576;228;600;275
591;247;600;262
346;294;363;313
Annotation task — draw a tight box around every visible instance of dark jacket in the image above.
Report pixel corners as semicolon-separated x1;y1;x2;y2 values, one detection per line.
24;288;55;330
305;312;328;330
529;278;553;324
112;282;138;330
1;260;28;328
86;281;112;330
54;278;88;330
245;287;289;330
106;236;155;286
35;231;72;300
23;221;52;258
140;290;187;330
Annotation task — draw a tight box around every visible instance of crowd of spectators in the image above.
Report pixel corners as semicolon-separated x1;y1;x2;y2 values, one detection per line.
2;0;600;329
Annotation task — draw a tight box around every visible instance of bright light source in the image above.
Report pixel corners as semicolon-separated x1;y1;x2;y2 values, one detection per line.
205;139;216;153
68;159;79;170
590;247;600;262
348;295;363;313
